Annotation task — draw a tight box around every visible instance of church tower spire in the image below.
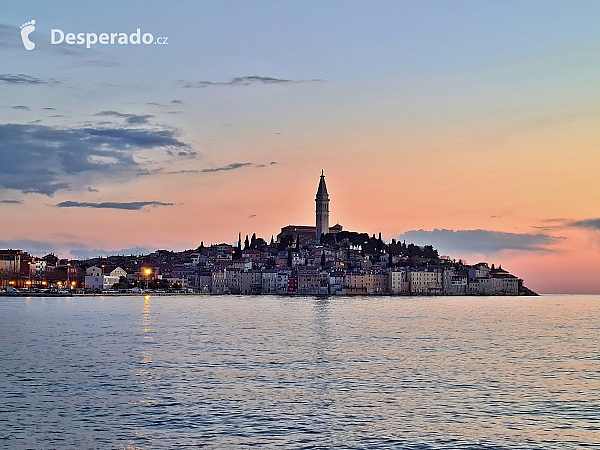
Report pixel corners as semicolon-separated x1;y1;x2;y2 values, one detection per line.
315;169;330;239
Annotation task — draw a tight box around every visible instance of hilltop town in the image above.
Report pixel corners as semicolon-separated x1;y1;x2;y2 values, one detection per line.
0;172;536;296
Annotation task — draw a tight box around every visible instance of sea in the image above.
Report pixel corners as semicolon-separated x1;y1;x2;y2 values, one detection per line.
0;295;598;449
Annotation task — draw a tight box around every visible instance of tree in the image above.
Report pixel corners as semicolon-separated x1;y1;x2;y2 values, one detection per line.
244;235;250;250
320;233;336;247
278;234;294;250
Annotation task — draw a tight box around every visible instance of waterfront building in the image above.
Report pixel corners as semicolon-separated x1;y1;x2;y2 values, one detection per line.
211;268;228;294
372;273;389;294
390;269;410;295
261;269;278;294
84;275;120;291
409;269;443;295
345;273;373;295
443;269;468;295
329;271;346;294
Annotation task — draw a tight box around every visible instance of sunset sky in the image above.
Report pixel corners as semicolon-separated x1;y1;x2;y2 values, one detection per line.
1;1;600;293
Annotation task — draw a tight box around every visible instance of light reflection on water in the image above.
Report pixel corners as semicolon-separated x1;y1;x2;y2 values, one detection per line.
0;295;598;449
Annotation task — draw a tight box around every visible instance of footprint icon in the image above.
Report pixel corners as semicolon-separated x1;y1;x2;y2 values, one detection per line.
20;20;35;50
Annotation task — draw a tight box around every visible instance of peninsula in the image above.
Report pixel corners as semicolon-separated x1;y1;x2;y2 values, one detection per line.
0;171;536;296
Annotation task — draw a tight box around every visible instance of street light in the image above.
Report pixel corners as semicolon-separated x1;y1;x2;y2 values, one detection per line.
144;268;152;290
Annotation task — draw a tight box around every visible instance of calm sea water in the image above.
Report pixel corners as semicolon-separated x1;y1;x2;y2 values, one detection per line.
0;295;598;449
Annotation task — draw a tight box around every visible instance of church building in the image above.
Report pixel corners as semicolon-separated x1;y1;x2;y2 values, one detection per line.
277;170;343;244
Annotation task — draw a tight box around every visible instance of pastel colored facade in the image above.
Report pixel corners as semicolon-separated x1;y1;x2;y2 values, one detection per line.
211;268;228;294
84;265;127;291
329;272;345;294
390;270;410;295
372;273;389;294
84;275;120;291
409;270;443;295
0;249;29;273
490;274;518;295
443;269;468;295
345;273;373;295
298;269;328;295
261;269;278;294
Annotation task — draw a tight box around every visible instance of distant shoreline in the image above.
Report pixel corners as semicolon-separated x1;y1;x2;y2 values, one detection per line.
0;292;538;298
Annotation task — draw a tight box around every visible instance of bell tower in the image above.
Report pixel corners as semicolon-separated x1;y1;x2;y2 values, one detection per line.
315;169;330;240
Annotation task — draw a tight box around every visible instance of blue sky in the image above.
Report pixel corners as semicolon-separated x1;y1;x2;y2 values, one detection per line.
2;1;600;292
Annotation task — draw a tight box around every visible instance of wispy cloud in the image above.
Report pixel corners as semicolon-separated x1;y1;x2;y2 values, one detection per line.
162;161;273;175
181;76;322;88
165;149;198;159
57;201;174;210
396;228;560;255
0;199;22;204
11;105;30;110
0;74;60;85
569;218;600;230
95;110;154;125
0;123;190;195
201;162;252;173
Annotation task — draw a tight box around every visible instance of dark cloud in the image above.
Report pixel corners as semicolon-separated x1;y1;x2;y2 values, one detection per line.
270;161;278;165
70;246;149;259
201;162;252;173
11;105;30;110
136;168;164;176
569;219;600;230
95;110;154;125
248;214;257;219
0;199;22;204
396;228;560;255
164;169;197;174
0;239;54;255
57;201;173;210
166;111;184;115
42;107;57;110
171;99;184;104
181;76;322;88
0;74;59;85
87;187;99;192
0;123;190;195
